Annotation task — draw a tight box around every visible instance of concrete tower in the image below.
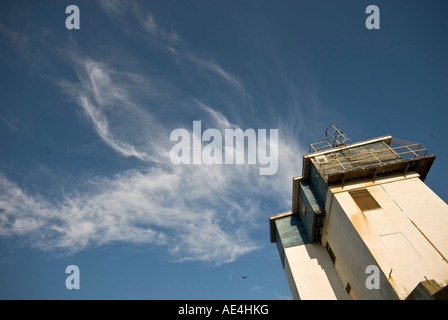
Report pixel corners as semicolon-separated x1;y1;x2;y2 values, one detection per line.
270;125;448;300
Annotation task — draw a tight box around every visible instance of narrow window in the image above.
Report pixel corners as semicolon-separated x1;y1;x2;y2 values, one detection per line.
345;282;351;294
346;282;357;300
349;189;381;211
326;242;336;264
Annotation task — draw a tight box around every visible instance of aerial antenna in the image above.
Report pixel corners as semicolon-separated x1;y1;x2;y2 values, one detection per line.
325;125;351;148
309;124;351;153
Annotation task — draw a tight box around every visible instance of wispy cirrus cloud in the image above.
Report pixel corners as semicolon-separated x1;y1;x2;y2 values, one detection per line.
0;1;305;265
0;21;31;60
0;49;268;263
0;167;257;262
184;51;247;95
97;0;128;17
97;0;248;100
57;57;163;163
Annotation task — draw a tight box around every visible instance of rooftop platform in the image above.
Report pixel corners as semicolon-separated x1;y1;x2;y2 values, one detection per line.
304;135;435;186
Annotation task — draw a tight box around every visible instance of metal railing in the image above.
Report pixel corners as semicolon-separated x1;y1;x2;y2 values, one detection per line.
313;143;428;178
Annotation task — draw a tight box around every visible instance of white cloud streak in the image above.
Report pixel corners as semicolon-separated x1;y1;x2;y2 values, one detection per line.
99;1;247;98
57;56;166;164
185;51;247;95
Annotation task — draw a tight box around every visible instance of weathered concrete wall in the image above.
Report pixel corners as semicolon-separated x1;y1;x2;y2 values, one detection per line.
284;243;349;300
381;176;448;262
322;189;398;300
327;173;448;299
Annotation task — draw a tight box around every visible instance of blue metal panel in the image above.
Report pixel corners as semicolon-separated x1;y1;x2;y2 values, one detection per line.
299;181;325;212
309;162;328;206
275;215;309;251
275;227;285;268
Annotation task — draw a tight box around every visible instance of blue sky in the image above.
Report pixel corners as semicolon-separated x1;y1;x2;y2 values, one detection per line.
0;0;447;299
